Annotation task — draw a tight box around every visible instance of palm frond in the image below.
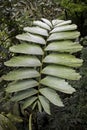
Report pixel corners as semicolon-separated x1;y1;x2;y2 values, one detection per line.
2;18;83;114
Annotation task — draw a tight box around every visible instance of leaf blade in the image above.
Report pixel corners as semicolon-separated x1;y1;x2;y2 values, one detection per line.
50;24;77;33
39;95;51;115
33;20;51;30
6;79;38;92
42;65;81;80
40;88;64;107
41;18;52;27
47;31;80;41
22;96;37;109
16;33;46;45
43;53;83;67
11;88;37;102
55;20;72;27
40;76;76;94
52;19;64;26
37;101;42;113
45;41;82;53
24;26;48;36
2;68;40;81
9;43;44;55
4;56;41;67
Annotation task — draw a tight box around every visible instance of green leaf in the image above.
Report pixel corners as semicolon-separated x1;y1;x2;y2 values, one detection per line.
43;53;83;67
9;43;44;55
6;79;38;92
0;126;3;130
4;56;41;67
40;76;76;94
2;68;40;81
45;40;82;53
42;65;81;80
55;20;72;27
22;96;37;109
50;24;77;33
47;31;80;41
41;18;52;27
16;33;46;44
39;95;51;115
33;20;51;30
52;19;64;26
32;101;37;110
11;88;37;101
0;114;17;130
40;88;64;106
6;113;23;123
37;101;42;113
24;26;48;36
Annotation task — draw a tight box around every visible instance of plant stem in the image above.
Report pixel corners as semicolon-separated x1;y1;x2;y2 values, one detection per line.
29;114;32;130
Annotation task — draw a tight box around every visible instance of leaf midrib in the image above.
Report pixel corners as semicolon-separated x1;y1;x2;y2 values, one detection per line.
37;27;52;97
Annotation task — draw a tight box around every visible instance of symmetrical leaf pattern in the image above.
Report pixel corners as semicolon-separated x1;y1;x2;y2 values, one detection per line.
2;18;83;114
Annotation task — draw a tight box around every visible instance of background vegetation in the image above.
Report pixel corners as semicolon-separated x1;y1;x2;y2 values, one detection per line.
0;0;87;130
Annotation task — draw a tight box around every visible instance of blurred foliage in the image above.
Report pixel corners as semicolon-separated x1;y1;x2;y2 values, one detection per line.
60;0;87;36
0;0;87;130
0;114;17;130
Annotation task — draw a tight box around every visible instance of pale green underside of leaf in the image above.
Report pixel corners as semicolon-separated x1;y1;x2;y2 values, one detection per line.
45;41;82;53
6;79;38;92
40;76;76;94
4;56;41;67
47;31;80;41
22;96;37;109
41;18;52;27
9;43;44;55
50;24;77;33
52;19;64;26
43;53;83;67
2;69;40;81
32;101;37;110
37;101;42;113
40;88;64;107
39;95;51;115
24;26;48;36
16;33;46;44
55;20;72;27
33;20;51;30
42;65;81;80
11;88;37;102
